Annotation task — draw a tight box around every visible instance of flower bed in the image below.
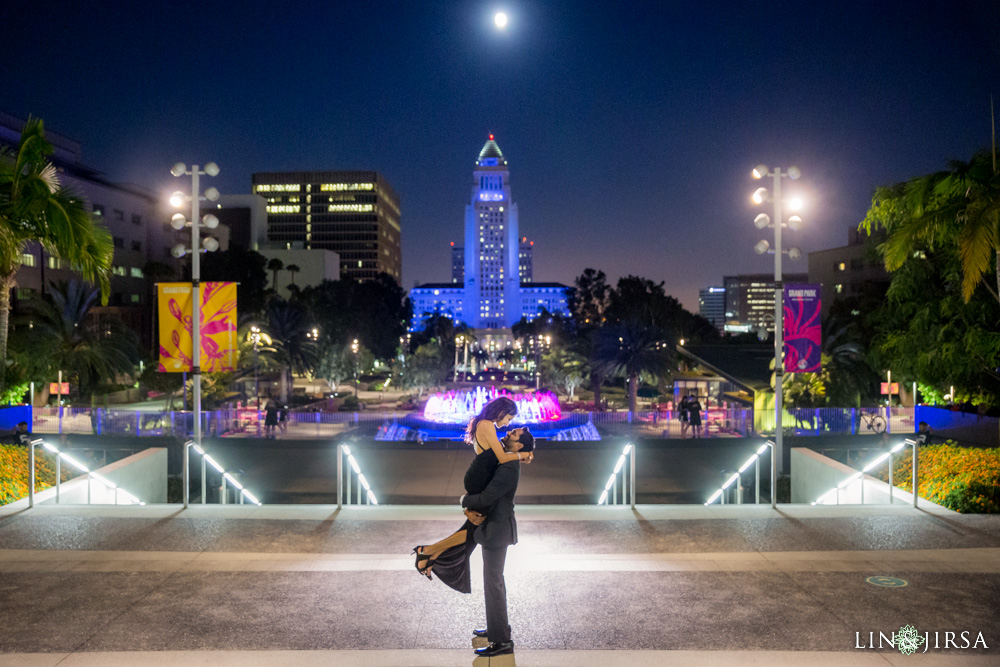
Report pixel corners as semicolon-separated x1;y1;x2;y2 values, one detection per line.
0;444;62;505
872;442;1000;513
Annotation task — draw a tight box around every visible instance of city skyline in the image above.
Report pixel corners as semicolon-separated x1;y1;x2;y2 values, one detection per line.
3;1;998;310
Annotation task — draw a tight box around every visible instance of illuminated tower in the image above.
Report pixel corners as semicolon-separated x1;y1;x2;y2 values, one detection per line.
462;135;521;328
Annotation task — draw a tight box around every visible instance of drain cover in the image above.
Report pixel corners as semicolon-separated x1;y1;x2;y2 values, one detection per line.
866;576;908;588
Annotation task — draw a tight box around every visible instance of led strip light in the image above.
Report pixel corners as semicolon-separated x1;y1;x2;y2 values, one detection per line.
598;443;632;505
188;442;262;506
811;439;910;505
37;439;145;505
341;444;378;505
705;442;772;505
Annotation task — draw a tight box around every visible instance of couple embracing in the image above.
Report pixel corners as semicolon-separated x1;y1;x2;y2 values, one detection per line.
412;396;535;658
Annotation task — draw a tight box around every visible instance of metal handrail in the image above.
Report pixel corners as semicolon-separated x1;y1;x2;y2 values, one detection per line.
598;442;635;507
812;438;919;507
337;444;378;507
184;441;262;506
27;438;144;507
705;441;774;507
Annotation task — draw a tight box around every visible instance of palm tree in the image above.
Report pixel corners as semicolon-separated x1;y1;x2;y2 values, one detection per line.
10;278;141;398
286;263;300;286
265;298;317;403
266;258;284;292
863;148;1000;303
595;323;673;413
0;117;113;382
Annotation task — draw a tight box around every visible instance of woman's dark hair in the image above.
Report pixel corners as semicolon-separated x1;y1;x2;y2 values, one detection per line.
465;396;518;445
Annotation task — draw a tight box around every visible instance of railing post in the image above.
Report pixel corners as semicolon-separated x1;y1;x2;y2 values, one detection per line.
888;452;894;504
221;474;227;505
346;453;352;505
850;407;856;435
630;446;636;508
612;474;617;505
912;439;919;508
201;456;207;505
735;473;742;505
87;473;92;504
183;440;190;509
28;440;35;508
754;456;760;504
337;444;343;509
56;454;61;504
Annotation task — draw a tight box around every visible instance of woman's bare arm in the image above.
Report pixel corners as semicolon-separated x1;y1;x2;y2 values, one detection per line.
477;420;522;464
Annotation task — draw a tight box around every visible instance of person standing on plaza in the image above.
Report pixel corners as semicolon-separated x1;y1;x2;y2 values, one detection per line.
264;399;279;438
688;395;703;438
678;394;691;438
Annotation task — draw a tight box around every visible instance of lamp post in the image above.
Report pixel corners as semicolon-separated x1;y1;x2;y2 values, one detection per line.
351;338;359;397
454;335;464;382
751;164;803;506
169;162;221;509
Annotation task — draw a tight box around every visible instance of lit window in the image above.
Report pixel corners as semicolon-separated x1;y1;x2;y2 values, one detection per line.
131;267;144;278
835;284;843;294
256;184;301;192
19;253;35;267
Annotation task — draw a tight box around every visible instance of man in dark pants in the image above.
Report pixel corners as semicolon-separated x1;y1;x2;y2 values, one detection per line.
461;428;535;658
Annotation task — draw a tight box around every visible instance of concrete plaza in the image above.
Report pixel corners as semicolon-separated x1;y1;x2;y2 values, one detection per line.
0;502;998;666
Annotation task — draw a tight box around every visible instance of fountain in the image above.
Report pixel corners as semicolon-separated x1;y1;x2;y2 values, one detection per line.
375;387;597;441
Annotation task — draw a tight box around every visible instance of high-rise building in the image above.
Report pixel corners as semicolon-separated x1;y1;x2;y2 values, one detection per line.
698;286;726;331
723;273;809;333
0;112;162;346
410;136;568;329
519;237;534;283
461;136;521;329
250;170;401;283
451;242;464;283
808;226;890;318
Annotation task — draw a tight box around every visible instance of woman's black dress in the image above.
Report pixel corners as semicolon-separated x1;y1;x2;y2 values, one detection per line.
430;447;499;593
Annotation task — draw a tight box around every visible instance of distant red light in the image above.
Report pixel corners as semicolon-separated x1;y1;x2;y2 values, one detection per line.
530;241;534;245
489;134;494;140
450;241;454;246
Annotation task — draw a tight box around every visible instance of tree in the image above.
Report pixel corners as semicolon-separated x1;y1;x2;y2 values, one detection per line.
595;323;673;412
286;264;300;286
861;149;1000;303
199;246;269;318
295;273;411;360
0;117;114;384
568;268;610;326
403;343;449;396
265;298;317;403
266;258;284;292
315;343;354;393
10;279;141;399
541;347;588;400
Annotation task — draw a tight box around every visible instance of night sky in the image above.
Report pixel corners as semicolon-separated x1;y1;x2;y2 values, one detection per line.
4;1;999;310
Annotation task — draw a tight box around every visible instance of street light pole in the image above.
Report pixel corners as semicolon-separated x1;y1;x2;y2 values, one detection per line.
752;164;803;506
351;338;359;398
169;162;221;509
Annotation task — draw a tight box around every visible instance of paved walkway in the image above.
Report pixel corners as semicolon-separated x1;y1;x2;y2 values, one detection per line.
0;504;997;665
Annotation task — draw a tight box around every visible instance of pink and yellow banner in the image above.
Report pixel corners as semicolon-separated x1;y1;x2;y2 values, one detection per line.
157;282;237;372
783;283;822;373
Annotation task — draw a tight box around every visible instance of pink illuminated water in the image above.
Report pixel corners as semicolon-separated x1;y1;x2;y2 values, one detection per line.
422;387;563;424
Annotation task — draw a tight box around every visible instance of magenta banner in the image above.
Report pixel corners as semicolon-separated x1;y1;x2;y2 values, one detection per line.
783;283;822;373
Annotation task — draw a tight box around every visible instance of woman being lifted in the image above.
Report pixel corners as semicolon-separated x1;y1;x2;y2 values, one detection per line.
412;396;534;590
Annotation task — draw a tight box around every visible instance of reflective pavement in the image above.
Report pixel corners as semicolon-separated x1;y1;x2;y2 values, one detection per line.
0;504;998;665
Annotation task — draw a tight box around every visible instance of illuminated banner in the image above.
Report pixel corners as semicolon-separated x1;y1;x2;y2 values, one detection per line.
157;282;237;372
880;382;900;395
783;283;821;373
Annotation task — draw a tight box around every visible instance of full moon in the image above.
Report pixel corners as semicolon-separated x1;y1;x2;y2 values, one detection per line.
494;12;508;29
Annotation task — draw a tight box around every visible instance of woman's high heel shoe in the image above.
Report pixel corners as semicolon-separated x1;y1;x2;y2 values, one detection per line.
412;546;433;580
